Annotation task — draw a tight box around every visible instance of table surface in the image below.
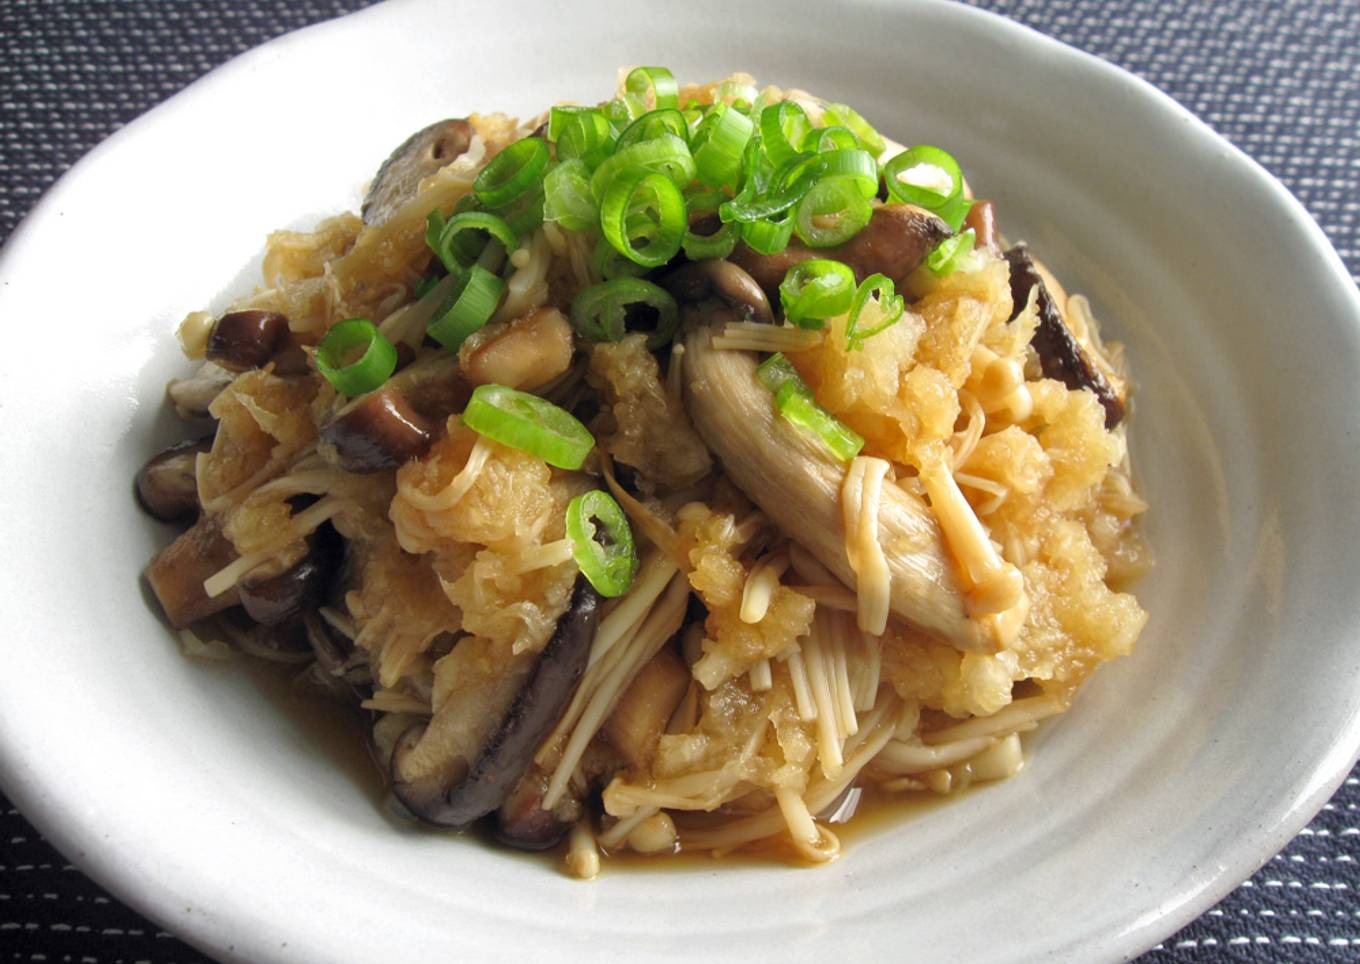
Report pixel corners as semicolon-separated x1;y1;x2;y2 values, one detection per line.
1;0;1357;960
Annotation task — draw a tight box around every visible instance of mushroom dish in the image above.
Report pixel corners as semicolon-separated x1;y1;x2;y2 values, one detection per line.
138;68;1150;875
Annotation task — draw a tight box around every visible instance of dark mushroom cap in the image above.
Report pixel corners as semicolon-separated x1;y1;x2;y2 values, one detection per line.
731;203;951;302
319;387;436;473
206;310;289;372
135;436;212;522
662;259;773;324
494;770;572;851
363;118;475;227
1004;244;1125;428
392;576;602;829
239;521;343;625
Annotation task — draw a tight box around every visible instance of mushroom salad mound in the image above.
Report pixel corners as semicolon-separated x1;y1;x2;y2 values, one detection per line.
139;68;1150;876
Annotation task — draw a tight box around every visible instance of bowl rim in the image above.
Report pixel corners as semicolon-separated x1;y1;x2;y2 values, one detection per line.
1;0;1358;961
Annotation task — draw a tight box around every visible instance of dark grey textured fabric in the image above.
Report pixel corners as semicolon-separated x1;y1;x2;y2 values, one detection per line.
0;0;1356;959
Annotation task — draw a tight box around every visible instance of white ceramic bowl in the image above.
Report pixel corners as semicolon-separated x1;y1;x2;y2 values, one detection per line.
2;1;1358;960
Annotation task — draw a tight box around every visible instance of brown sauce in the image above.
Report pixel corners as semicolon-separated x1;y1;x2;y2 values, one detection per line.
232;657;1020;877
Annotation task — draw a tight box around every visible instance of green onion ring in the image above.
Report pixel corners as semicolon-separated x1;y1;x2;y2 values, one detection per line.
758;101;813;166
625;66;679;113
543;159;599;233
779;258;857;329
926;228;977;277
593;236;650;281
474;137;550;208
821;102;886;156
314;318;398;397
882;145;964;210
815;149;880;198
616;108;690;151
720;150;823;223
426;265;506;352
429;210;518;272
565;490;639;598
800;125;861;153
683;190;739;260
589;133;696;202
599;168;687;268
794;175;873;248
570;277;680;349
740;208;796;255
461;383;595;470
844;273;906;351
692;104;754;189
551;107;616;169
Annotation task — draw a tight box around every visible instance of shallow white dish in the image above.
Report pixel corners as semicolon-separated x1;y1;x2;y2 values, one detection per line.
1;0;1359;960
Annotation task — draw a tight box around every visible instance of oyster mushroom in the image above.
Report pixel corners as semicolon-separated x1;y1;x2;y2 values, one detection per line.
1004;244;1126;428
681;307;990;652
362;118;475;227
135;436;212;522
731;203;951;302
391;576;601;829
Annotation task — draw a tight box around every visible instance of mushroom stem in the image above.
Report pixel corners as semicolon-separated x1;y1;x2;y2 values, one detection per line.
392;576;602;829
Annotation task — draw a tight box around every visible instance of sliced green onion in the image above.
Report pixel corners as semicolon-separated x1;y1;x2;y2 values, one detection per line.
543;159;599;233
625;66;679;113
720;150;823;223
462;383;595;470
844;273;905;351
550;107;616;169
692;104;754;188
589;133;696;202
779;259;856;329
599;169;686;268
474;137;549;208
593;235;650;281
758;101;813;166
755;352;800;393
413;272;442;300
314;318;398;397
794;175;873;248
683;190;739;260
800;124;860;153
934;192;973;232
882;145;963;210
821;103;885;156
495;185;547;237
774;380;864;460
566;490;639;597
604;96;636;127
715;78;758;109
816;149;879;198
740;209;796;255
926;228;977;277
616;108;690;151
429;210;518;272
426;265;506;351
570;278;679;349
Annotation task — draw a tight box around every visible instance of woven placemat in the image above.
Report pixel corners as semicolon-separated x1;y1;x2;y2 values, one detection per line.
1;0;1356;960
